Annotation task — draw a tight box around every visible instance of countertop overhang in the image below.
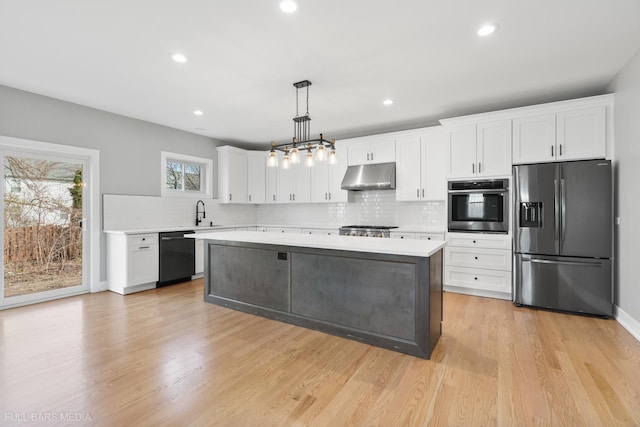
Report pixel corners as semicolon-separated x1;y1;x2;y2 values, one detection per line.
188;231;445;257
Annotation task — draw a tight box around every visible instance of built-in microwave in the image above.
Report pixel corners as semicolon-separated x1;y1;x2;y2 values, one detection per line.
447;179;509;233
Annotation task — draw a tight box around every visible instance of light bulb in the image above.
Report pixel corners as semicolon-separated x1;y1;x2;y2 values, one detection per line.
305;151;315;167
267;151;278;167
315;144;326;161
328;148;337;165
290;147;300;164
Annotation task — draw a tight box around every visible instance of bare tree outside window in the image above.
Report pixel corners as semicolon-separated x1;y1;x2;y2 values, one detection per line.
166;160;201;192
3;156;83;297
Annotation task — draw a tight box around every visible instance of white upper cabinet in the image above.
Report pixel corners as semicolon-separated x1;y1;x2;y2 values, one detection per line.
477;120;512;176
512;114;556;164
217;146;247;204
395;127;446;201
556;106;606;161
310;161;330;203
446;120;512;179
512;103;608;164
447;125;477;178
347;137;395;165
247;151;266;204
311;144;348;203
266;157;278;203
328;144;348;202
278;163;310;203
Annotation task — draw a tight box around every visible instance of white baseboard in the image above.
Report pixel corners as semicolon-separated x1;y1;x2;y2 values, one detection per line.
443;285;511;301
615;306;640;343
93;280;109;293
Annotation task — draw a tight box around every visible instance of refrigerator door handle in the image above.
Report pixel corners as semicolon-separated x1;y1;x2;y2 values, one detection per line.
524;258;603;268
554;179;560;246
561;179;566;242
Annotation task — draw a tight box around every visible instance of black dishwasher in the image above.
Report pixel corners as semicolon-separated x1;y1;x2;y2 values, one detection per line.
158;231;195;286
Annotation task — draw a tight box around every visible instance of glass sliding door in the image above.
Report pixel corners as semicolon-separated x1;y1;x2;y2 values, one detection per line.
1;150;88;306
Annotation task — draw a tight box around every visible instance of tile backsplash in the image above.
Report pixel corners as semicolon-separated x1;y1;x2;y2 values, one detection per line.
255;191;445;228
103;191;445;231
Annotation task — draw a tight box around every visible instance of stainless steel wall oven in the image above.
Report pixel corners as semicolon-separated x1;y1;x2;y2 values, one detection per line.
447;179;509;233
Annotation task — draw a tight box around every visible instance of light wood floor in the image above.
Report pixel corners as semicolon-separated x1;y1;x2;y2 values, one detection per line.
1;280;639;427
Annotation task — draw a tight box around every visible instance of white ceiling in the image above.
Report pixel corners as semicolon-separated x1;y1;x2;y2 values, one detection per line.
1;0;639;148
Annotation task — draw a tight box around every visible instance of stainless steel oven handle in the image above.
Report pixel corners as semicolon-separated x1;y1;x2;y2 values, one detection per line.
448;189;508;194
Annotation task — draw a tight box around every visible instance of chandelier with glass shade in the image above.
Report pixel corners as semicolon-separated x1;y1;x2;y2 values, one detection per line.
267;80;336;169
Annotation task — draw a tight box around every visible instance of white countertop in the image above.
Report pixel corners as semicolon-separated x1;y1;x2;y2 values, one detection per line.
103;224;446;235
103;225;244;234
188;231;446;258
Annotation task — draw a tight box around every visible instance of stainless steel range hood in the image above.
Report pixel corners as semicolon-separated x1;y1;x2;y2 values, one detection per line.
340;162;396;191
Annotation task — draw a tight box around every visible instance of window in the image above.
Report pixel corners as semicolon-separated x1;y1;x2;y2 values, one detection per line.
161;151;212;198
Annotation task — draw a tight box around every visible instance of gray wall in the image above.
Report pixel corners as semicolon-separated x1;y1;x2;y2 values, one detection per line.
0;84;221;197
0;84;224;283
606;48;640;325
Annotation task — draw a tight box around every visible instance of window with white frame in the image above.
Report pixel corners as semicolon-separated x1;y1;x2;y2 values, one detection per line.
161;151;212;197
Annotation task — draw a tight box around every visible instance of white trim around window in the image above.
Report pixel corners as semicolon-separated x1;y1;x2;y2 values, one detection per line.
161;151;213;198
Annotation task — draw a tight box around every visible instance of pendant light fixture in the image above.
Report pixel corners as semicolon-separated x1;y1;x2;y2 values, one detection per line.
267;80;336;168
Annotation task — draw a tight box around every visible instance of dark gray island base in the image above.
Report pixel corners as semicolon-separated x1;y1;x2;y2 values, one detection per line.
203;239;443;359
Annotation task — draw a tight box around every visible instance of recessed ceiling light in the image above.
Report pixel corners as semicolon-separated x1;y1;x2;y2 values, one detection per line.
477;24;497;37
193;110;204;116
280;0;298;14
383;99;393;106
172;53;187;63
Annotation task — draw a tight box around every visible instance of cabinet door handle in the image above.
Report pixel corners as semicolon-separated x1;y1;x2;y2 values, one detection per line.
273;194;276;201
478;162;482;173
371;152;374;160
417;189;420;198
472;163;475;173
139;246;150;250
559;144;563;156
422;188;424;198
325;192;328;200
229;193;232;202
293;194;295;201
328;192;331;200
249;194;251;202
366;153;370;161
289;194;292;201
551;145;554;157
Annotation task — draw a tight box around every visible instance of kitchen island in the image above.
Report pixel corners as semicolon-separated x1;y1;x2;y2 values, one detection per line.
189;231;445;359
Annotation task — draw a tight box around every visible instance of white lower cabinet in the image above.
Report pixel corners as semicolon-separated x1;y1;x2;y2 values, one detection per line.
107;233;159;295
444;267;512;294
301;228;337;235
265;227;301;234
444;232;512;299
390;232;445;241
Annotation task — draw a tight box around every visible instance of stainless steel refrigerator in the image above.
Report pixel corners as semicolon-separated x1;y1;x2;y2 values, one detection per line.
513;160;613;317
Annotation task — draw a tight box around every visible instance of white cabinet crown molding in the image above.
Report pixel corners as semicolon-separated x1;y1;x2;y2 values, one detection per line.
439;94;614;127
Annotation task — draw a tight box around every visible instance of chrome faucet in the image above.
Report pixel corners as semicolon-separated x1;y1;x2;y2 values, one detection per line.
196;200;206;226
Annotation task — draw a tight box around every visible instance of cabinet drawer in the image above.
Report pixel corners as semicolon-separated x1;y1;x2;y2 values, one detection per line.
302;229;337;235
417;233;445;241
391;232;416;240
444;266;511;294
266;227;301;234
446;232;511;249
445;247;511;271
127;233;158;246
